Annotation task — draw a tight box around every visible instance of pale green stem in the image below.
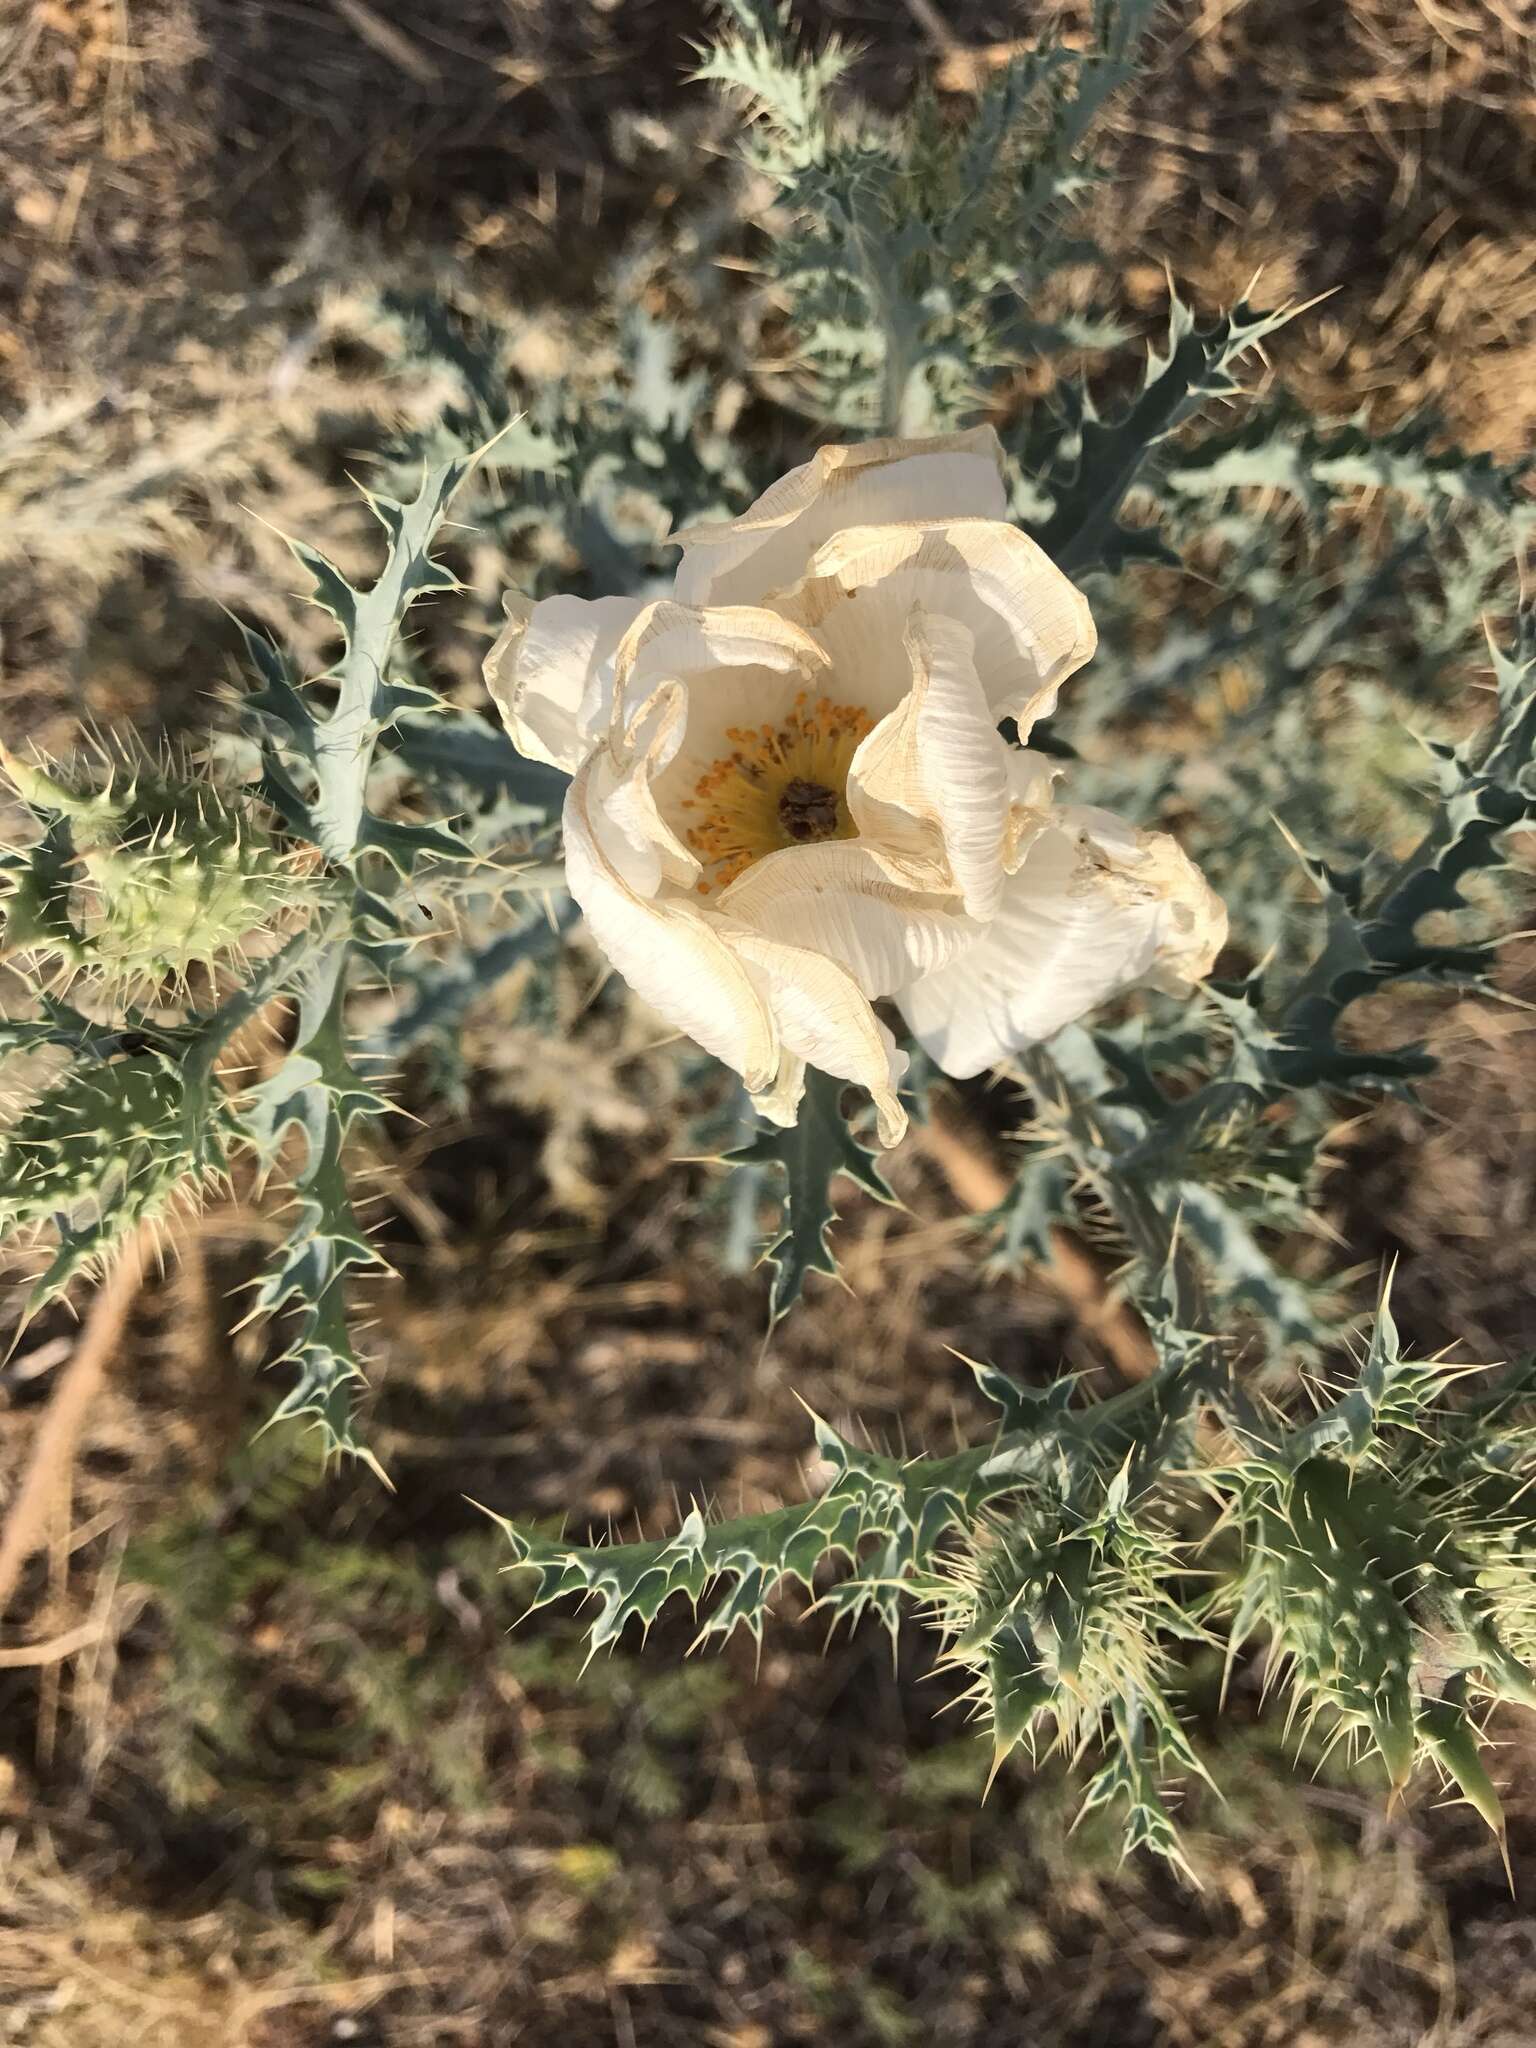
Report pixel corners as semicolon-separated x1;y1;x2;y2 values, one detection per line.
185;911;346;1086
1016;1045;1276;1452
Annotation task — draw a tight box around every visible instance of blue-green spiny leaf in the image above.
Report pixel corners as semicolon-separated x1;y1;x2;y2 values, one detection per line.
727;1064;896;1323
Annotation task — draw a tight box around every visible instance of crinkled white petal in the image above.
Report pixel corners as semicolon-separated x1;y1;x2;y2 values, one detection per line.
896;806;1227;1079
563;755;780;1094
725;926;909;1146
751;1052;807;1131
1060;806;1228;996
671;428;1008;609
718;839;981;998
1003;749;1059;874
610;600;828;736
593;681;700;891
847;608;1011;920
484;591;646;771
776;520;1097;733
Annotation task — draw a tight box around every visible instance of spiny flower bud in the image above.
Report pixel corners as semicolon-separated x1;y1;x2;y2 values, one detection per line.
926;1489;1193;1769
0;745;317;991
0;1047;239;1296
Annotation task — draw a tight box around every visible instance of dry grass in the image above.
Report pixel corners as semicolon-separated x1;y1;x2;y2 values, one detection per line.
1109;0;1536;451
1333;942;1536;1363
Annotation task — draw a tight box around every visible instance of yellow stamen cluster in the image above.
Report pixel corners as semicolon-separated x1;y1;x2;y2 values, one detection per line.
681;691;873;892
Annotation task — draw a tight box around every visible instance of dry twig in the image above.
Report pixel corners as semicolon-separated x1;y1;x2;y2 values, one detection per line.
918;1100;1159;1383
0;1229;151;1618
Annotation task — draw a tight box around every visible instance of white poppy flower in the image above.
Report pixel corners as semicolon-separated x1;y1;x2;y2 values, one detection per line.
486;428;1227;1147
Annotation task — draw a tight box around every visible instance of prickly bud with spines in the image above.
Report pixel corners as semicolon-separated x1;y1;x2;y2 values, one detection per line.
923;1474;1206;1863
0;1046;240;1301
0;745;316;990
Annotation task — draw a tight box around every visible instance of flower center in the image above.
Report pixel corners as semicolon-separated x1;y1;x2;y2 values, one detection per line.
680;691;873;892
777;776;841;843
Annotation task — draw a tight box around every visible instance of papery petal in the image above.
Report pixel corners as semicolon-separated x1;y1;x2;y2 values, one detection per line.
484;591;647;771
1061;807;1228;996
593;681;700;891
719;839;981;997
896;807;1227;1079
847;608;1011;919
776;520;1097;733
1003;749;1059;874
563;754;780;1093
611;600;829;733
671;429;1008;609
751;1052;806;1130
725;927;910;1146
